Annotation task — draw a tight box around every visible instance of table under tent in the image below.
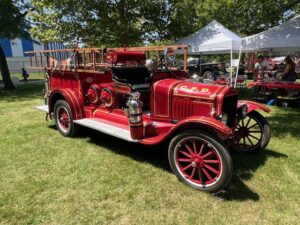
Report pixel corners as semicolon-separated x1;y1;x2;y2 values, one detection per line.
242;15;300;107
174;20;246;88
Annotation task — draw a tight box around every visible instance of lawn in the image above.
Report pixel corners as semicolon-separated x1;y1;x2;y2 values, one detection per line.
0;72;44;82
0;84;299;225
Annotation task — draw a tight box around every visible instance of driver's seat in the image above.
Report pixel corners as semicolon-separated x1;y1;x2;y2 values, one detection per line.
112;66;150;93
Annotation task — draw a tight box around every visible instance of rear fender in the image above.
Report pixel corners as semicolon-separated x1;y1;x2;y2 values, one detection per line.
238;100;271;114
49;89;84;119
140;116;232;145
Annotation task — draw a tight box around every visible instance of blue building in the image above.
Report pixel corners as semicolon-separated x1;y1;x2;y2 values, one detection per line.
0;38;65;58
0;38;66;73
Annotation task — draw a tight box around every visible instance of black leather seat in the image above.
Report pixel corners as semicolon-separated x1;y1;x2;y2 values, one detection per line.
112;66;150;92
112;66;150;85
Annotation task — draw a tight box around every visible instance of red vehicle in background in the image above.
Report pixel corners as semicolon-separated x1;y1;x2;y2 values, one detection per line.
29;45;271;193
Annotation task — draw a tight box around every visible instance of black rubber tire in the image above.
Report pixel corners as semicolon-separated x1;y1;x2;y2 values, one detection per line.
231;111;271;153
54;100;78;137
168;131;233;193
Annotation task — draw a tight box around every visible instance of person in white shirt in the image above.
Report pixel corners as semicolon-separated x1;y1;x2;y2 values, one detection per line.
253;56;263;82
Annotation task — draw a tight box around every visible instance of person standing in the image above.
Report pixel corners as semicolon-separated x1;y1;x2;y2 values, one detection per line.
22;67;29;85
253;55;264;82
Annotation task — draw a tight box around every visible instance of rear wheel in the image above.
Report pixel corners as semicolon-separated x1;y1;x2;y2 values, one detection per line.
232;111;270;153
168;131;233;192
54;100;78;137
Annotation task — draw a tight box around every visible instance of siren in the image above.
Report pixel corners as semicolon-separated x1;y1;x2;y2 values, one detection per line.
100;87;117;108
86;84;102;105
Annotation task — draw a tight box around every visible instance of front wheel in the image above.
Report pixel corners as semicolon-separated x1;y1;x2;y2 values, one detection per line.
231;111;271;153
168;131;233;192
54;100;78;137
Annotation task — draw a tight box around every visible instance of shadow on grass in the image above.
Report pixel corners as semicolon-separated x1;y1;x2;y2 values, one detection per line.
0;83;43;102
48;125;288;202
48;125;170;171
83;127;171;171
267;108;300;138
228;149;287;201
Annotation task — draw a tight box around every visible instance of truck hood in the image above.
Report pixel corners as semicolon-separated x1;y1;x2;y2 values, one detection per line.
173;81;231;100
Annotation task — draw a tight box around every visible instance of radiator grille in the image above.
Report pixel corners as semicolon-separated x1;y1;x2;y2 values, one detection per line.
172;98;194;120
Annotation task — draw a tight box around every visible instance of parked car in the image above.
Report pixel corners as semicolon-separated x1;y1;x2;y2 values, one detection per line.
31;45;271;193
175;58;220;79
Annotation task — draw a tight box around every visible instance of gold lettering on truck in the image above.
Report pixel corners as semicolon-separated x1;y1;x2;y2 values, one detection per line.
179;86;210;94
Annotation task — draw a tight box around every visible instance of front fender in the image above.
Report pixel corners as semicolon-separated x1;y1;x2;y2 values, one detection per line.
174;116;233;135
238;100;271;113
140;116;232;145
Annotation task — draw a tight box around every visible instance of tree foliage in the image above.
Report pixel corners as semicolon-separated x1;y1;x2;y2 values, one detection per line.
30;0;169;47
0;0;30;38
0;0;31;89
167;0;300;40
30;0;300;46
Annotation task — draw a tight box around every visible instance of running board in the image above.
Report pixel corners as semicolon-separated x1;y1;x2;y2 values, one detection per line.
74;118;137;142
36;105;49;113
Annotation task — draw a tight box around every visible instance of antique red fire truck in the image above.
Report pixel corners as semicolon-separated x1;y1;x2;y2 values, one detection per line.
29;45;271;193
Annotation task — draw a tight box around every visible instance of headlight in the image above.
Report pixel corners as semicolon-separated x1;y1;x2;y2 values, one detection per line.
218;112;228;125
191;74;200;81
237;104;248;119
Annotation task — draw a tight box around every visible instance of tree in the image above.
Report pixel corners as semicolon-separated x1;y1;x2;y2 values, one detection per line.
30;0;300;46
30;0;169;47
167;0;300;41
0;0;31;89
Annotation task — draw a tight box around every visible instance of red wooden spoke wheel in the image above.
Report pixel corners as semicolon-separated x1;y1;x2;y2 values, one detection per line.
54;100;78;137
168;131;232;192
57;107;70;132
232;111;270;153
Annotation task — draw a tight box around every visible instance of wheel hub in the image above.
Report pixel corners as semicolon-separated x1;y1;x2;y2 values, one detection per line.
191;161;197;167
58;108;70;129
239;127;249;137
191;156;204;168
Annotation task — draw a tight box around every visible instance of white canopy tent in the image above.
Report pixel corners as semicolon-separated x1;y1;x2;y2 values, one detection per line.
242;15;300;52
174;20;242;87
174;20;242;54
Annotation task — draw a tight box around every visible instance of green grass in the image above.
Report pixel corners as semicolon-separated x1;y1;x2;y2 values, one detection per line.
0;84;299;225
0;72;44;81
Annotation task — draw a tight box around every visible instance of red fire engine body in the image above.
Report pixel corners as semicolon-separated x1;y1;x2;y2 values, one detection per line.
30;46;271;193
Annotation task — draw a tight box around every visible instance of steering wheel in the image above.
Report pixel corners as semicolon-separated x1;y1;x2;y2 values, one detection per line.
157;55;169;72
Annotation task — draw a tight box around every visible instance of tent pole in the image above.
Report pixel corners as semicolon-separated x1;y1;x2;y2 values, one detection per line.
234;47;242;88
230;47;233;87
183;47;188;71
199;53;202;76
